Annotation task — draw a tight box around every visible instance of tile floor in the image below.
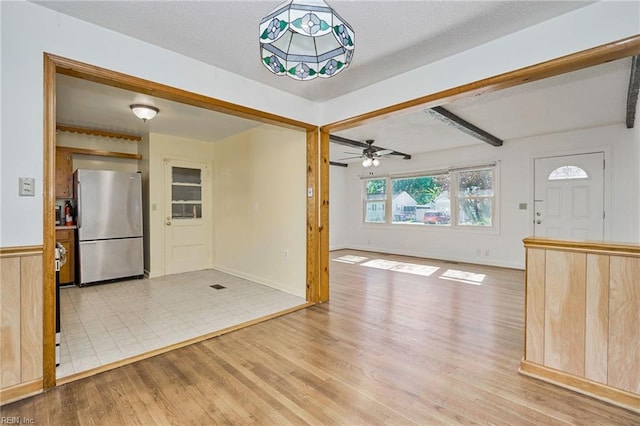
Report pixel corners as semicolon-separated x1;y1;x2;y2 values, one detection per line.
57;269;306;378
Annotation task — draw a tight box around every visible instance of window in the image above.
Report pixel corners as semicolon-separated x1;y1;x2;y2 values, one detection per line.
391;174;450;225
548;165;588;180
364;178;386;223
362;164;496;229
457;168;494;227
171;167;202;219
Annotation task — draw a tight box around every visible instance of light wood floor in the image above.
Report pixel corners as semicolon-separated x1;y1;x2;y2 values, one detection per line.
4;250;640;424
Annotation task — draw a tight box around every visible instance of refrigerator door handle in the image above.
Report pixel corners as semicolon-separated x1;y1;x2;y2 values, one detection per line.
76;181;82;229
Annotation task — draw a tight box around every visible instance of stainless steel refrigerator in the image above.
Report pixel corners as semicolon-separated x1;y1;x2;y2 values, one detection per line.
74;169;144;286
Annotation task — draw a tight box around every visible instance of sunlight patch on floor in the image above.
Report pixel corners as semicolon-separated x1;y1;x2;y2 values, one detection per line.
361;259;440;277
332;255;369;264
439;269;486;285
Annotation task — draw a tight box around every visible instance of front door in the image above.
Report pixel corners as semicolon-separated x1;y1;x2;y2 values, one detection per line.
533;152;604;240
164;159;212;275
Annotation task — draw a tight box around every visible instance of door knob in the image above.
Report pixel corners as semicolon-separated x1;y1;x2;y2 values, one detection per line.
166;221;171;226
536;220;542;224
536;212;541;216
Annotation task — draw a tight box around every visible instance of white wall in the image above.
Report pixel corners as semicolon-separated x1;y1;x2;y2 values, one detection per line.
211;125;306;298
0;0;316;247
333;123;638;269
329;165;349;250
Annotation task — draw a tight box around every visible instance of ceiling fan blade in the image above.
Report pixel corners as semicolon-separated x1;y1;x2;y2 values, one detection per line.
338;156;362;161
343;151;362;155
374;149;393;156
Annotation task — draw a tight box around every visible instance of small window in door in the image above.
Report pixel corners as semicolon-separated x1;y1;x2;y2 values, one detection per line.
171;167;202;219
548;165;589;181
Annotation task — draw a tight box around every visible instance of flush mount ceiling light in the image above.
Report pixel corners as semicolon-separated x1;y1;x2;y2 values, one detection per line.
130;104;159;122
259;0;355;81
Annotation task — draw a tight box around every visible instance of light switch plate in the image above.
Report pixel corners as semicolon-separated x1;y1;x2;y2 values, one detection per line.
19;177;35;196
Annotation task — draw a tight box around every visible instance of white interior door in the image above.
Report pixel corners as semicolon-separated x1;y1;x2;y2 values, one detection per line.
533;152;604;240
164;159;212;275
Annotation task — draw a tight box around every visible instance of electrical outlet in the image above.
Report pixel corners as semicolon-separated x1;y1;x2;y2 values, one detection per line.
284;250;289;259
484;249;490;256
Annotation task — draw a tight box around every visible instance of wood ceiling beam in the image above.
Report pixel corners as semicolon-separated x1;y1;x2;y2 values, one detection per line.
627;55;640;129
428;107;503;147
329;134;411;159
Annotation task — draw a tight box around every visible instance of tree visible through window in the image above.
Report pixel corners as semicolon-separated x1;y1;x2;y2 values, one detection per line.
457;169;493;226
391;174;450;225
364;178;386;223
362;165;496;228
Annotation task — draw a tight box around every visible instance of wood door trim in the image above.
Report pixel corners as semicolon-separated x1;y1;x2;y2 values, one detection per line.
49;53;317;132
321;34;640;133
43;53;321;391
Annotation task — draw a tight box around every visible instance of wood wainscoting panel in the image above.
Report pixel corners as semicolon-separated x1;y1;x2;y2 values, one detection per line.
585;254;609;384
544;250;586;377
20;255;43;382
0;258;22;387
525;248;545;363
608;256;640;394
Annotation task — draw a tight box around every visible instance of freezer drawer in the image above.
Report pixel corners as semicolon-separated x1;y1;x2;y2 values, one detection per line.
78;238;143;285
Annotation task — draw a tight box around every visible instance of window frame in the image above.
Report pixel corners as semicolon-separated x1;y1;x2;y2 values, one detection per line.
361;163;499;231
362;177;389;223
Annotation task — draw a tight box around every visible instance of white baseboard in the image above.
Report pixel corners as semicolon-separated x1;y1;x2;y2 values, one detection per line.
340;245;525;270
212;264;306;299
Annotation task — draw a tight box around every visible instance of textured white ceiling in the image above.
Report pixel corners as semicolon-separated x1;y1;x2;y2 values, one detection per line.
44;1;632;161
34;0;592;101
331;58;631;162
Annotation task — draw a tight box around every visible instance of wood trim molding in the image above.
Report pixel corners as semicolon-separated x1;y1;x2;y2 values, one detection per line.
56;124;142;141
43;53;322;393
0;245;43;257
523;237;640;257
519;359;640;414
306;128;319;302
56;146;142;160
319;130;330;302
322;34;640;133
43;53;57;390
47;53;317;132
0;379;43;406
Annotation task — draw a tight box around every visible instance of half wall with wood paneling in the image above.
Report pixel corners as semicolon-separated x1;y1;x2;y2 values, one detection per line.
0;247;44;404
521;237;640;413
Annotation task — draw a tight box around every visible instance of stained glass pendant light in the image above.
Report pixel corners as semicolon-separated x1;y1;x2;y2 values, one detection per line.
259;0;355;81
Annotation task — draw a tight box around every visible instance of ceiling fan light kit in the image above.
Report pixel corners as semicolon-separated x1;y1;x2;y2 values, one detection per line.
259;0;355;81
130;104;159;122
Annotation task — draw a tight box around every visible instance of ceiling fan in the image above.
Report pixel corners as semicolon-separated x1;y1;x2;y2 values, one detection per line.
339;140;393;167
